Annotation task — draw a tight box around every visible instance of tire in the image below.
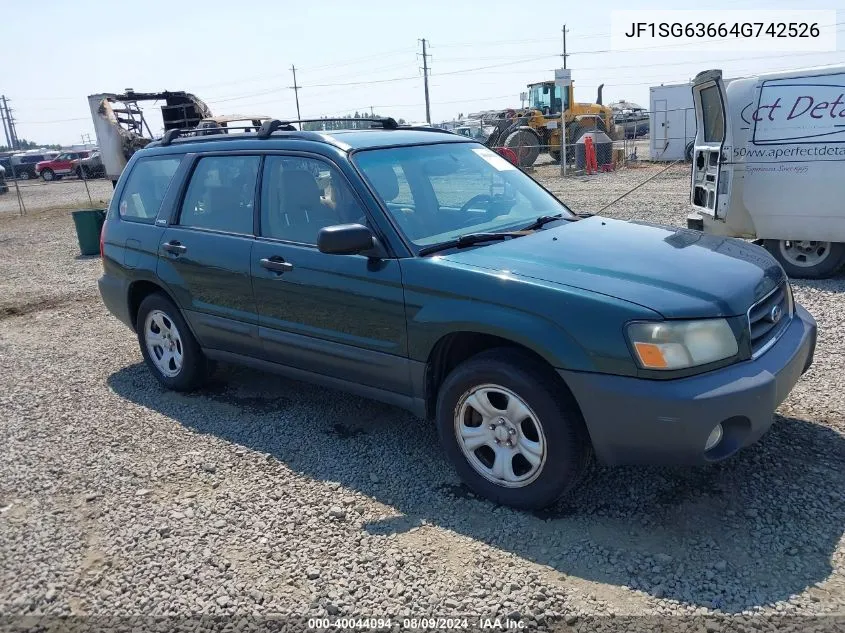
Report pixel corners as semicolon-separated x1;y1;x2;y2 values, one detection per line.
764;240;845;279
684;141;694;162
503;129;541;167
19;171;30;181
435;348;592;510
136;293;211;391
41;169;54;182
76;167;87;180
549;149;561;163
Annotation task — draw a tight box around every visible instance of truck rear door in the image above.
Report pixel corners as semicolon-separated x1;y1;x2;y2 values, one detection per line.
690;70;732;219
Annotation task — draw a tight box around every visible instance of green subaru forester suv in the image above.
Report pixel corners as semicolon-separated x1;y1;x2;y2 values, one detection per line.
98;118;817;509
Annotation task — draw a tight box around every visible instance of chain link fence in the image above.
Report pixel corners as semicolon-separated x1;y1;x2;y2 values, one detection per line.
0;151;113;216
0;107;698;216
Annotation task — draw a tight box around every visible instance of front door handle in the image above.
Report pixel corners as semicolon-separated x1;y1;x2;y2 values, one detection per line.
260;257;294;274
162;241;187;255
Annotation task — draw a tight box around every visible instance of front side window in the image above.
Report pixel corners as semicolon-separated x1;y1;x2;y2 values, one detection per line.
260;156;363;244
353;142;574;247
179;155;260;234
118;156;182;222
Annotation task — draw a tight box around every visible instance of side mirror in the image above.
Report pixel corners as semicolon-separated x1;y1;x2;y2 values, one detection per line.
317;223;381;256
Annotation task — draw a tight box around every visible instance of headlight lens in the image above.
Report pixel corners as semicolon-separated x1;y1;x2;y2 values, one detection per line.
627;319;738;370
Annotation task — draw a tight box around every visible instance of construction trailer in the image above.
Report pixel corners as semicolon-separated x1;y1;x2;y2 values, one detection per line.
649;82;698;161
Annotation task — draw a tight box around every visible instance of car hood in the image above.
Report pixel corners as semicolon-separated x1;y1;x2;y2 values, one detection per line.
441;217;785;318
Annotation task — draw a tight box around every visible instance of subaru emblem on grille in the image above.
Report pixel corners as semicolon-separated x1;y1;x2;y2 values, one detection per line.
769;304;783;324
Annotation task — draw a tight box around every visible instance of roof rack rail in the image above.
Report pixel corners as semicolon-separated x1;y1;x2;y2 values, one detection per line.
257;116;400;137
161;128;182;146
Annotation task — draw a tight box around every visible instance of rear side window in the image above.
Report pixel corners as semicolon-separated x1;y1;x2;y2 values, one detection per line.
118;156;182;223
179;155;260;235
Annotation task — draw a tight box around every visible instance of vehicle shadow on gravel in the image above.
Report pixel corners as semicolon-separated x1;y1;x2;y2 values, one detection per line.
108;362;845;613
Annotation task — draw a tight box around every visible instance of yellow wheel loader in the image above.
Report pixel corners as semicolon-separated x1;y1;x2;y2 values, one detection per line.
484;81;614;167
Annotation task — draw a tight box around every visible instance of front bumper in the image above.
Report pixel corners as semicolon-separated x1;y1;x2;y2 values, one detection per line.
559;303;817;466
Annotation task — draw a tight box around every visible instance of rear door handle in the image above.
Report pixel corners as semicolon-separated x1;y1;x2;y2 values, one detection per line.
162;241;187;255
260;257;294;274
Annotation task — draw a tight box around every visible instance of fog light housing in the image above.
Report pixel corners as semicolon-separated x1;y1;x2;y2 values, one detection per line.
704;423;724;452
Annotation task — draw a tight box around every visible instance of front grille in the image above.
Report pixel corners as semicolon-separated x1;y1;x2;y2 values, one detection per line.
748;281;792;358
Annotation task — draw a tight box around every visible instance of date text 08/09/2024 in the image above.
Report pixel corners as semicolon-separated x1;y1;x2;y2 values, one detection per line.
307;617;526;630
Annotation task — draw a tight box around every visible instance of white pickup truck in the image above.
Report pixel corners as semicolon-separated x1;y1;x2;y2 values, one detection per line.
687;65;845;278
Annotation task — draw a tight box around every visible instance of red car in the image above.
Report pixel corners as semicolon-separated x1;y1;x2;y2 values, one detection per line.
35;150;93;181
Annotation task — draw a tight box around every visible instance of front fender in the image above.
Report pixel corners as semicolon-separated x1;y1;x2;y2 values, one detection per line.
400;258;657;376
407;295;592;371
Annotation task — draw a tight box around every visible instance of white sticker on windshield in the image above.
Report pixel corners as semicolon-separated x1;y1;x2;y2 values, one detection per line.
472;147;517;171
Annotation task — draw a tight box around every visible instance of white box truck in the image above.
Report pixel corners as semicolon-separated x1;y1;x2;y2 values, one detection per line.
649;82;698;161
687;65;845;278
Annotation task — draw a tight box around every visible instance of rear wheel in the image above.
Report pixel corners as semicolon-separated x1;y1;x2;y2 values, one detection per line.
136;293;211;391
19;171;30;181
503;129;541;167
435;348;592;509
41;169;54;182
765;240;845;279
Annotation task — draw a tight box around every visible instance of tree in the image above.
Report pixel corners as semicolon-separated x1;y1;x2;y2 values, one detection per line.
0;139;62;152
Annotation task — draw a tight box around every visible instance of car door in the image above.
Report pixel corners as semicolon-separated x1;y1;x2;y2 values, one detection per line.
251;153;410;395
156;153;262;356
691;69;733;218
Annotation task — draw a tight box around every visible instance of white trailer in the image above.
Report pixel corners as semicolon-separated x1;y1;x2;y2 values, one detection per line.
688;64;845;279
649;82;698;161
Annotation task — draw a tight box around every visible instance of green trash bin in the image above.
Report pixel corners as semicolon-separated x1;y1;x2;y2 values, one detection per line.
71;209;106;257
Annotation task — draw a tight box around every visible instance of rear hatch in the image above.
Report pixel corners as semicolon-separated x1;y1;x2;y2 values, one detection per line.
690;69;732;218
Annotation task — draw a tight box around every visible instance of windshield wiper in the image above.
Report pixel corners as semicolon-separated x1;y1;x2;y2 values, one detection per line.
521;213;564;231
418;231;525;256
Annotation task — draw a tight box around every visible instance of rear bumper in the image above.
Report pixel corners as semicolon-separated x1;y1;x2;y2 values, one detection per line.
559;303;817;466
97;274;133;330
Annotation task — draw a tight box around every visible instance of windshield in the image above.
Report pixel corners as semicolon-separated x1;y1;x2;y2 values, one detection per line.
353;142;574;248
528;83;568;114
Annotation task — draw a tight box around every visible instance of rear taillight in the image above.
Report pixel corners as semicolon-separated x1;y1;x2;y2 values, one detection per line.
99;221;106;259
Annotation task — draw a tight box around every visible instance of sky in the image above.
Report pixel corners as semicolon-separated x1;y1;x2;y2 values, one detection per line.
3;0;843;147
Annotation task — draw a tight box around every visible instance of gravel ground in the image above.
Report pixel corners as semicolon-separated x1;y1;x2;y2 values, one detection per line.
1;164;843;631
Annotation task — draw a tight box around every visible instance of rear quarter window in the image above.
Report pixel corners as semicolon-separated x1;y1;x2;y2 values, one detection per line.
117;156;182;223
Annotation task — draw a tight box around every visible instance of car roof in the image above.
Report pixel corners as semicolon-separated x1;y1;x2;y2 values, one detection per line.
145;127;474;154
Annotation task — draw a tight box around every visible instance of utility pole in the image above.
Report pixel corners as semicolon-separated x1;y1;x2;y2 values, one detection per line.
0;96;11;148
290;65;302;122
2;95;19;149
561;24;568;69
420;38;431;124
370;106;374;117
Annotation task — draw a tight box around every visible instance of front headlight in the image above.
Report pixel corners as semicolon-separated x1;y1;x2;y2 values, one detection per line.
627;319;738;370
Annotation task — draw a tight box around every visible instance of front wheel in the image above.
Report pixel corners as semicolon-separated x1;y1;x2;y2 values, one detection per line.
764;239;845;279
503;129;541;167
136;293;211;391
435;348;592;509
